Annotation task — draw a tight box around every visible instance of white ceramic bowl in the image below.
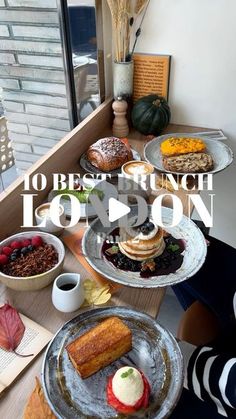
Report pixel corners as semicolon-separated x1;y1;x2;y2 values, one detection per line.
0;231;65;291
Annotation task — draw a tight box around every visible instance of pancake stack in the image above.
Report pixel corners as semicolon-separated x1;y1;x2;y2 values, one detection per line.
118;222;165;261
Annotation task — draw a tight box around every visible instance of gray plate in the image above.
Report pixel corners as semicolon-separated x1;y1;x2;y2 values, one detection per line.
42;306;183;419
144;133;233;175
82;206;207;288
80;148;141;177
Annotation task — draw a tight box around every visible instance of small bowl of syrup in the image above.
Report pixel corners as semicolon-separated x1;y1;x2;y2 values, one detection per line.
52;273;84;312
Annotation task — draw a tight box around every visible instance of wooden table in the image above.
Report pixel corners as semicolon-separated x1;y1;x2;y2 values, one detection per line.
0;108;211;418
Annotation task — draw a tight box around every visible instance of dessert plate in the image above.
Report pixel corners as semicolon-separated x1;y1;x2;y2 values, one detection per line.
79;147;141;177
48;179;118;219
144;133;233;175
42;306;183;419
82;206;207;288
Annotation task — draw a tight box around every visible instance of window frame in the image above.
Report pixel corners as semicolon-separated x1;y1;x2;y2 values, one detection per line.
57;0;105;128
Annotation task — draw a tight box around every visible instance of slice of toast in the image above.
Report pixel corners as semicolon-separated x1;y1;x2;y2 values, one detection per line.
66;317;132;379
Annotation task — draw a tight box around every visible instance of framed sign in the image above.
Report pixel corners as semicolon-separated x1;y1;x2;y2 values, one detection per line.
133;53;171;102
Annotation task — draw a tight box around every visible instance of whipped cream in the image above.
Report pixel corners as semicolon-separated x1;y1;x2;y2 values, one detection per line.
126;220;158;241
112;367;144;406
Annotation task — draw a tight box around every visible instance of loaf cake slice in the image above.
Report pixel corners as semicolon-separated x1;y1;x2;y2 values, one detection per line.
66;317;132;379
162;152;214;173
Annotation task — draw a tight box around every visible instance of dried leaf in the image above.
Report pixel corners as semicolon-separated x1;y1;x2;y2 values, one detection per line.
82;279;111;306
0;303;25;352
93;290;112;305
83;279;95;291
91;286;110;300
24;377;56;419
82;279;96;305
94;294;111;305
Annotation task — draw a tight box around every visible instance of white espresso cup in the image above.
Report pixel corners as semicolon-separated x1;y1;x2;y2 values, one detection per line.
35;202;66;236
52;273;85;313
121;160;155;202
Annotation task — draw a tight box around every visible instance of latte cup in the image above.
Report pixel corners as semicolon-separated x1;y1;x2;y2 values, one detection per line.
35;202;66;236
121;160;154;202
52;273;85;313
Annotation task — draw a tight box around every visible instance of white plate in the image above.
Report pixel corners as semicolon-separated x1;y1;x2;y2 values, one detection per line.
82;206;207;288
48;179;118;219
144;133;233;175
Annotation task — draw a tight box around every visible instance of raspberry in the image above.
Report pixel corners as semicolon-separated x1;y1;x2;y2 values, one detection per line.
22;239;31;247
10;240;23;250
31;236;43;248
0;254;8;265
2;246;13;256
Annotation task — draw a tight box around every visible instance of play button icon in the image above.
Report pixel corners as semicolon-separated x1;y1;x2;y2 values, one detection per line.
108;197;131;222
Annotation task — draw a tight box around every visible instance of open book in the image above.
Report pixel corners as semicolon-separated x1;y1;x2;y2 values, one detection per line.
0;314;52;394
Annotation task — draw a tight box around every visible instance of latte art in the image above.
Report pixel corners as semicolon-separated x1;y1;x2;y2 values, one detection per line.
37;205;51;218
123;161;154;176
37;203;63;219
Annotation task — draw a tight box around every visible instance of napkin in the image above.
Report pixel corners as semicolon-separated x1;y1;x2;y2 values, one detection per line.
63;228;121;294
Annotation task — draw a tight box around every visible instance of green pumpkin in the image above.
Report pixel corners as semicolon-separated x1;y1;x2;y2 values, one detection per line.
131;94;171;135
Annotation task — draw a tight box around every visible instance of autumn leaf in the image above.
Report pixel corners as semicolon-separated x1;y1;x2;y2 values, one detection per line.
82;279;112;306
93;288;111;305
0;303;25;352
24;377;56;419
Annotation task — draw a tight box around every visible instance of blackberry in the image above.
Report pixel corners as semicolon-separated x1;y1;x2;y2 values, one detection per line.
162;257;171;268
117;261;124;268
21;247;28;255
116;253;123;260
130;262;137;271
147;222;155;231
113;255;118;264
157;259;163;268
140;225;149;234
12;248;20;256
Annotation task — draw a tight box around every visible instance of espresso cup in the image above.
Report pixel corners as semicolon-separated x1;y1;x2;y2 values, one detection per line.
52;273;85;313
121;160;155;202
35;202;66;236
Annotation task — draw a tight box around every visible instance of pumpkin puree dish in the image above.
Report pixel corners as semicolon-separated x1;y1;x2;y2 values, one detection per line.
160;137;206;156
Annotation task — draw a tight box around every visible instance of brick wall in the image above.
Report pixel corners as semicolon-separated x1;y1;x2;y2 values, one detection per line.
0;0;70;174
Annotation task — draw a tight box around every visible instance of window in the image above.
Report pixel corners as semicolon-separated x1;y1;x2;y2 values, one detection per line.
0;0;104;191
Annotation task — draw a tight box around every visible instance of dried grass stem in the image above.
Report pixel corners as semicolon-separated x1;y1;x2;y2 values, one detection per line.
106;0;150;62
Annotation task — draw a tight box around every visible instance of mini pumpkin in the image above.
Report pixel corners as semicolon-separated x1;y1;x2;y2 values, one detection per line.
131;94;171;135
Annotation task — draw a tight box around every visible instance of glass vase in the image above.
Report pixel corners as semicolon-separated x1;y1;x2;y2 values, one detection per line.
113;60;134;99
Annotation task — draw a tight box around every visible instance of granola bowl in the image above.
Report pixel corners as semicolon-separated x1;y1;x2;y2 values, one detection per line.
0;231;65;291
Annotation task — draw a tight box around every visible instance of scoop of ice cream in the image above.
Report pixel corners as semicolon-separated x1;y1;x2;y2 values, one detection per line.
112;367;144;406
